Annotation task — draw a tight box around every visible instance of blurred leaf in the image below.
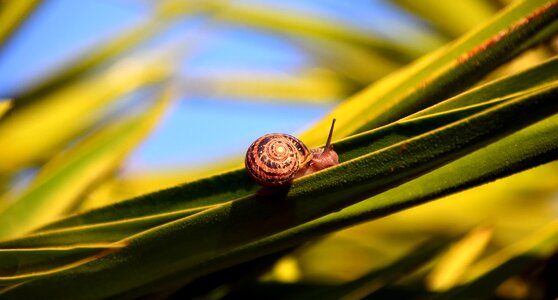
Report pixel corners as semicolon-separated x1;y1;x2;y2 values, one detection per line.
0;88;173;240
166;0;427;62
1;77;557;298
466;221;558;282
183;68;348;103
299;0;558;146
435;220;558;299
480;46;553;83
13;21;169;106
0;57;170;172
296;236;455;300
270;256;302;283
0;100;12;118
391;0;499;37
202;236;453;300
294;36;403;85
426;226;493;291
0;0;43;51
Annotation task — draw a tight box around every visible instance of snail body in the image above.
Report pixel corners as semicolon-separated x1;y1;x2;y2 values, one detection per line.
245;119;338;187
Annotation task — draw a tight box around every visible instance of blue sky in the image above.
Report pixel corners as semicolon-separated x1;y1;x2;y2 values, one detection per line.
0;0;425;173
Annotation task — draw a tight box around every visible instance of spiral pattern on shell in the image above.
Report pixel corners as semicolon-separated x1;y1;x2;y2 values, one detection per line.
245;133;312;186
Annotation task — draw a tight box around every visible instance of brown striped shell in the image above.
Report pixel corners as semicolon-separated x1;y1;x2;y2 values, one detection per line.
245;119;339;187
245;133;312;186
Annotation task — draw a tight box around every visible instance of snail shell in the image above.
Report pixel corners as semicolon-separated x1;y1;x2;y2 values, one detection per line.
245;133;312;186
245;119;338;187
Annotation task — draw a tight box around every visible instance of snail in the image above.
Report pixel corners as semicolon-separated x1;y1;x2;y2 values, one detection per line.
245;119;339;187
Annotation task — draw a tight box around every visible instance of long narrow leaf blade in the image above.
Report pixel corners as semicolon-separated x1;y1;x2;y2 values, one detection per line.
139;113;558;298
0;207;209;248
2;76;557;299
47;57;558;214
435;221;558;300
0;100;11;119
0;0;43;50
406;56;558;119
0;59;169;172
298;236;457;300
426;226;493;291
299;0;558;146
391;0;497;37
0;243;125;278
0;242;126;287
36;94;509;231
13;22;168;105
0;89;173;240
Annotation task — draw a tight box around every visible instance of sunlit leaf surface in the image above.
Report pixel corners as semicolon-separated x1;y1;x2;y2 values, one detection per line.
0;89;173;240
0;0;557;298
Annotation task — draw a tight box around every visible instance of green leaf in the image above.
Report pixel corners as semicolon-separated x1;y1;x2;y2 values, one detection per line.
234;109;558;290
143;94;558;298
39;59;558;231
0;207;209;248
39;169;256;230
0;243;126;287
77;156;247;210
299;0;558;147
44;56;558;216
1;75;557;298
34;94;503;231
0;89;173;240
0;243;125;278
406;56;558;119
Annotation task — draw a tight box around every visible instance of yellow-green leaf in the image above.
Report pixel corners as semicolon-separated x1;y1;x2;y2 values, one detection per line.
0;59;169;172
0;242;126;287
184;69;347;103
0;88;173;240
0;0;43;48
0;100;12;119
0;243;125;278
15;21;169;105
426;226;493;291
392;0;498;37
436;220;558;299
